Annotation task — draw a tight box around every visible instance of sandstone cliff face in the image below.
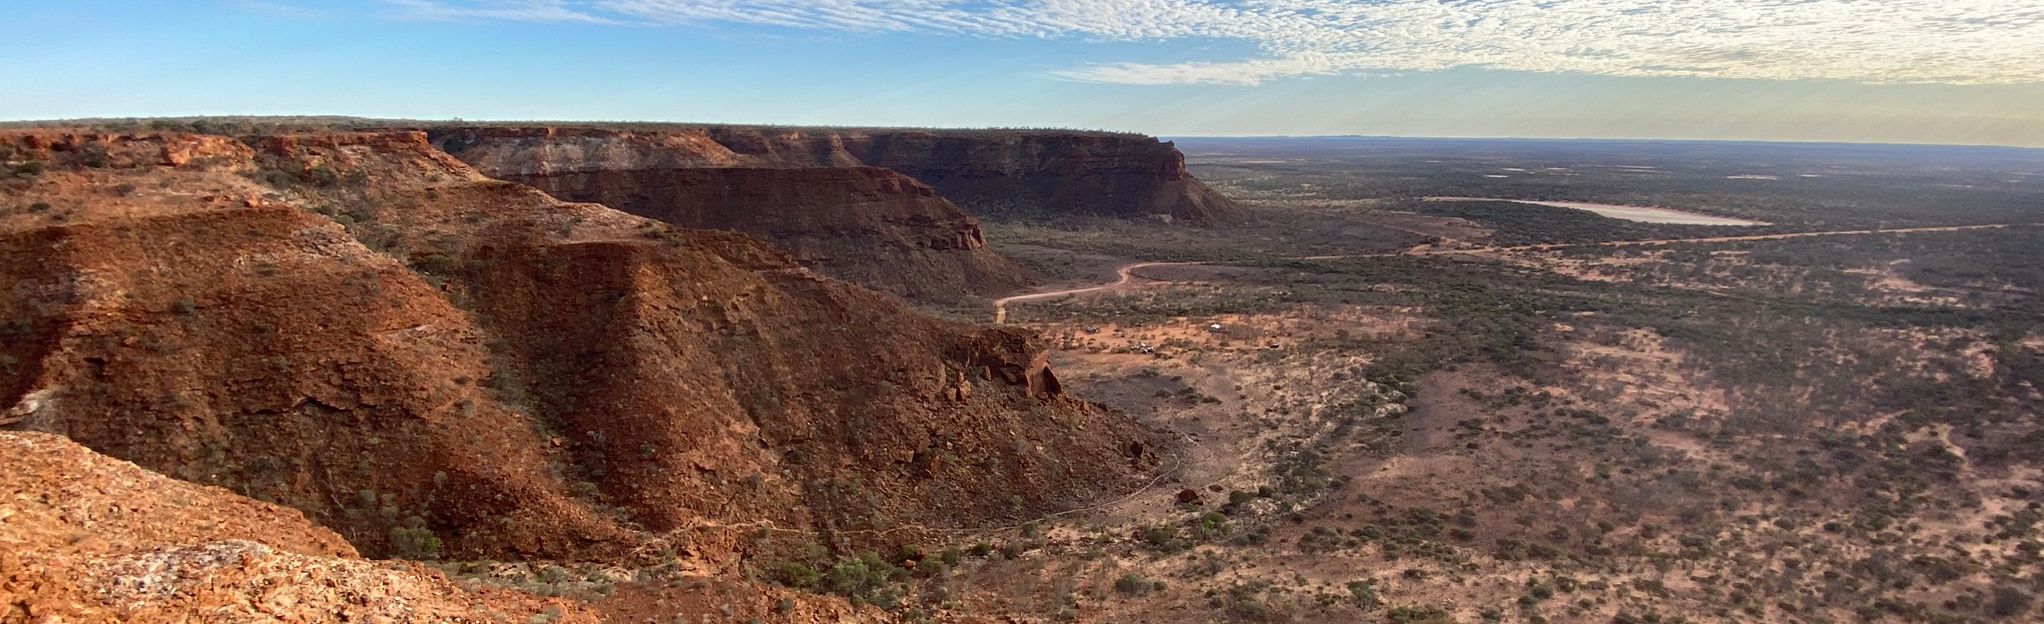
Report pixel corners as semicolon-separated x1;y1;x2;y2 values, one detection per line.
431;126;1241;224
0;132;1161;567
507;166;1033;301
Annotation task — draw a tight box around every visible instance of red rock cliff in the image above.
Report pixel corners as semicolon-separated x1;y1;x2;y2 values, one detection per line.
430;126;1241;224
505;166;1034;301
0;131;1163;566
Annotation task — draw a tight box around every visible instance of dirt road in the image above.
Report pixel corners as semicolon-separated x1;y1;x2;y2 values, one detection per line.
993;261;1200;324
993;223;2020;324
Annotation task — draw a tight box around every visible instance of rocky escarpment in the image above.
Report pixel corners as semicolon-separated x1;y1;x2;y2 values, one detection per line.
0;131;1162;567
431;125;1242;224
506;166;1033;301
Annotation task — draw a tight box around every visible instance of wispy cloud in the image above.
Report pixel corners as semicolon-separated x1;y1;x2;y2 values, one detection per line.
378;1;2044;86
385;0;623;24
1056;54;1350;86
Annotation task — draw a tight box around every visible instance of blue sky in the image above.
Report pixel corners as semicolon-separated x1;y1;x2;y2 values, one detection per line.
7;1;2043;146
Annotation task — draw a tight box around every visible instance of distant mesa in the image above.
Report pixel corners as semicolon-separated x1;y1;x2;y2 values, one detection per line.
429;125;1243;225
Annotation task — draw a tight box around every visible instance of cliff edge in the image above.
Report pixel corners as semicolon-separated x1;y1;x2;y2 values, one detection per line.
432;125;1241;225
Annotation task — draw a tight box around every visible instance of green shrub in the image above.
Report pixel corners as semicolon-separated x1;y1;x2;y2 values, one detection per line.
1208;583;1283;622
770;552;909;609
1114;573;1152;596
1386;605;1457;623
388;516;442;560
1139;524;1186;552
824;552;909;609
1223;489;1257;515
1195;511;1232;539
1346;580;1383;608
769;561;820;587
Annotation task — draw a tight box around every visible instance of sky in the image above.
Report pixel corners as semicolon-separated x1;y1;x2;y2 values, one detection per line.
7;1;2044;147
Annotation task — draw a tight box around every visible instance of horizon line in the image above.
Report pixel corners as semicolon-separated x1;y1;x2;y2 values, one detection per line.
2;114;2039;151
1159;134;2044;151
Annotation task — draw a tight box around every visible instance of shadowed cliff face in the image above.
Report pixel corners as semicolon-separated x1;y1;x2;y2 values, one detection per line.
826;130;1239;225
0;131;1164;564
505;166;1035;302
429;126;1242;225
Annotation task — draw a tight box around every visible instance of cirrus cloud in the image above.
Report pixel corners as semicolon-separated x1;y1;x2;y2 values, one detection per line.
383;0;2044;86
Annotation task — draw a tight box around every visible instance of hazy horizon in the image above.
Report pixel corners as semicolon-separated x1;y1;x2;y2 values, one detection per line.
11;2;2044;147
14;114;2041;152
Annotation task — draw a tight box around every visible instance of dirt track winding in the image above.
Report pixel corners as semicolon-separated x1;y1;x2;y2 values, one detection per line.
993;261;1201;324
993;223;2020;324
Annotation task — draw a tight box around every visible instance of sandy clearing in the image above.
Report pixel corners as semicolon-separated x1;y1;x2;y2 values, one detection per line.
1423;196;1771;225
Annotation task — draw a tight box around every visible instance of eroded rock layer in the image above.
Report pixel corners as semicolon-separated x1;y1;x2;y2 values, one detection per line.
506;166;1033;301
0;131;1163;567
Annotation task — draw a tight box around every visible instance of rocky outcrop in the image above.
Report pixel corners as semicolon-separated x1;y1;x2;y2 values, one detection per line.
429;125;1241;224
0;130;251;169
0;431;599;623
0;131;1163;567
507;166;1034;301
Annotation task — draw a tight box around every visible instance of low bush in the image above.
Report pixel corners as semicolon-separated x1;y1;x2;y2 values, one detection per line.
388;516;442;560
1114;573;1153;596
